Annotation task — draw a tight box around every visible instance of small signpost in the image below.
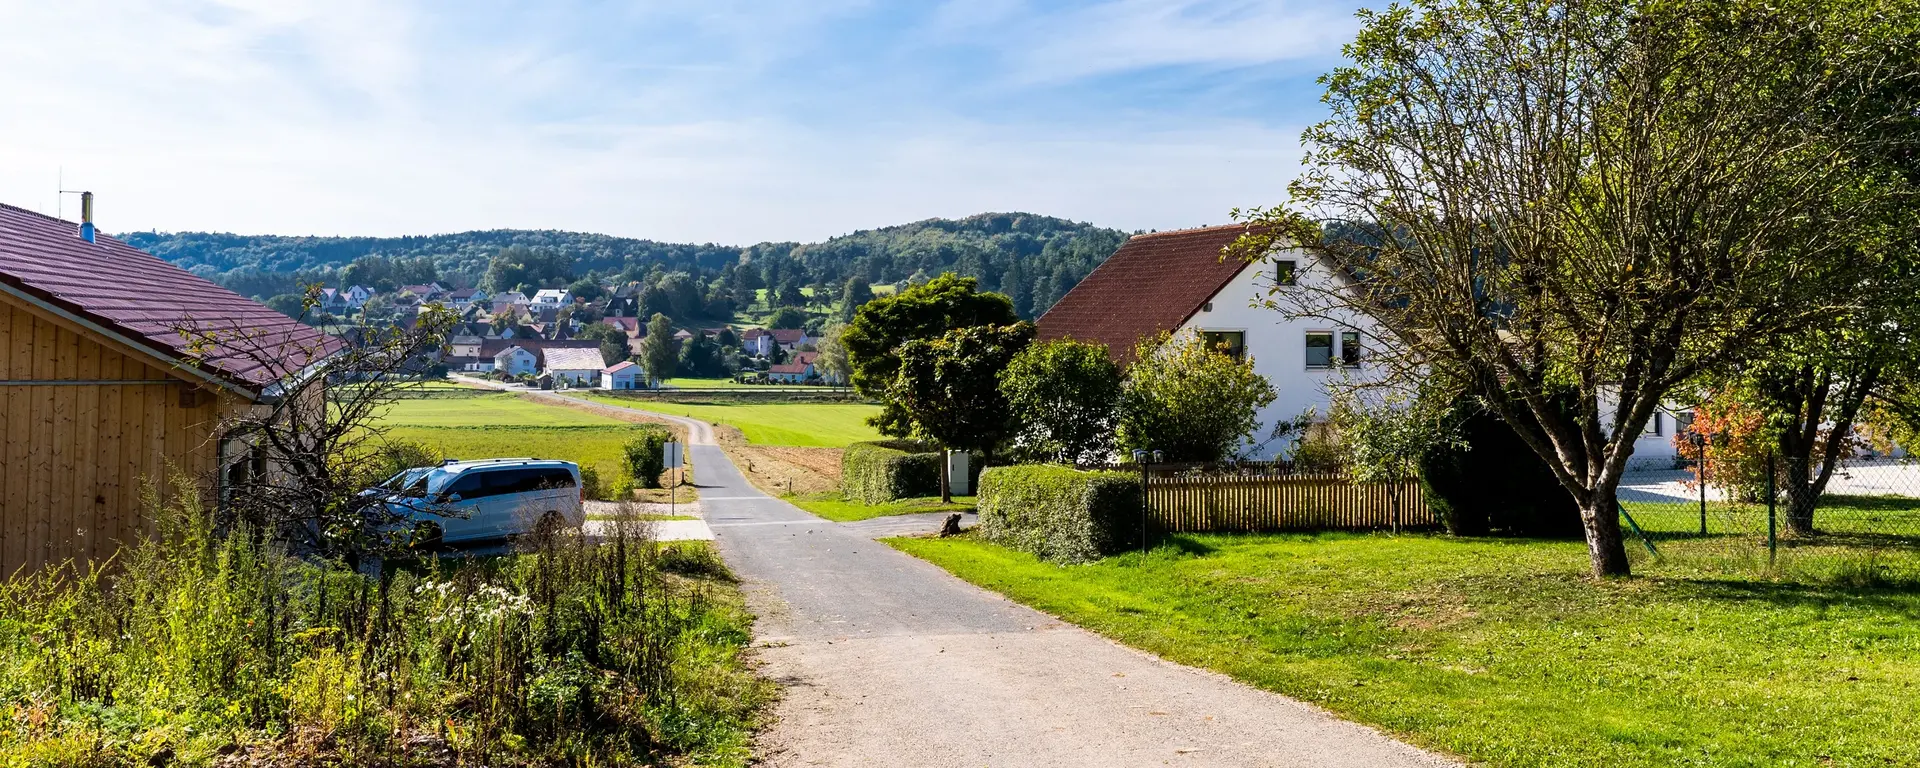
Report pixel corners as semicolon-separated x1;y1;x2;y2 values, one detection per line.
664;441;685;516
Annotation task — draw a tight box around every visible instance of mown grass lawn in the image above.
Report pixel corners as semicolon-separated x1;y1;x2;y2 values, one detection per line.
579;395;882;447
889;532;1920;768
789;494;974;522
379;392;629;427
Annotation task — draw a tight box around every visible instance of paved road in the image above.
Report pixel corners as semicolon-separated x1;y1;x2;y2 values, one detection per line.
455;376;1454;766
677;423;1447;766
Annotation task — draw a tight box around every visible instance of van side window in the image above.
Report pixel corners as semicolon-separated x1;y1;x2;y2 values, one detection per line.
538;469;575;489
484;469;539;496
444;472;487;500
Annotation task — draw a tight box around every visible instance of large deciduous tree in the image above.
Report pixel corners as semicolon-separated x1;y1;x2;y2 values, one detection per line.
891;323;1035;501
640;313;678;386
1234;0;1920;576
844;273;1019;435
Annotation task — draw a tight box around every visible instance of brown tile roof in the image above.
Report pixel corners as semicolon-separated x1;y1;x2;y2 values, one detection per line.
1037;223;1263;366
769;363;809;374
0;202;334;393
770;328;808;344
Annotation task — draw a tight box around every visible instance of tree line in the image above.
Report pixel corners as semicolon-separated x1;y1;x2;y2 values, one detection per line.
120;212;1131;321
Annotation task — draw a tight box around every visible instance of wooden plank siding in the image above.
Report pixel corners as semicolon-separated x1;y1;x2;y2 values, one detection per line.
1146;473;1432;533
0;294;245;576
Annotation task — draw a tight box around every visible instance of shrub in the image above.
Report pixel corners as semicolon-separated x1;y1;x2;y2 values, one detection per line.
1418;398;1582;537
841;440;942;504
976;464;1142;563
623;425;673;489
1118;331;1276;461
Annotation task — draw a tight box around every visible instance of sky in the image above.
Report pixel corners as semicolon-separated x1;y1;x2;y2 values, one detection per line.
0;1;1360;245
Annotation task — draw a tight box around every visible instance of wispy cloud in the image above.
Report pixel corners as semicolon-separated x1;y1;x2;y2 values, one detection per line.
0;0;1351;243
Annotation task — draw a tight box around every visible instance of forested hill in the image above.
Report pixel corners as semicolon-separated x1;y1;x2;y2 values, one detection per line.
118;212;1133;319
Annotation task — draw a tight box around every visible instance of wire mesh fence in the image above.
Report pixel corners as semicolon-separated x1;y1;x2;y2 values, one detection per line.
1619;450;1920;584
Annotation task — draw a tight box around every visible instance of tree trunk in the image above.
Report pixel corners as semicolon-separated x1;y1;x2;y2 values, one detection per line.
939;449;952;504
1783;454;1817;535
1579;484;1632;577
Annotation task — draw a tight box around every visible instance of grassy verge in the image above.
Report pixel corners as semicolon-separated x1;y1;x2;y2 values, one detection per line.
790;494;975;523
889;532;1920;767
578;394;882;447
0;505;771;766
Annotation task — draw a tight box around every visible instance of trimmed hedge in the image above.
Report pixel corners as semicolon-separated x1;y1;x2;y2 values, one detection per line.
623;425;674;489
976;465;1142;564
841;440;942;504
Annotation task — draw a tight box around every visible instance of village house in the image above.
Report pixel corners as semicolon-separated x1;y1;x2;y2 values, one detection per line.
447;338;600;374
542;346;606;387
766;361;813;384
1041;224;1686;466
742;327;812;358
531;288;571;311
0;200;332;574
602;360;643;390
494;345;538;377
399;283;446;303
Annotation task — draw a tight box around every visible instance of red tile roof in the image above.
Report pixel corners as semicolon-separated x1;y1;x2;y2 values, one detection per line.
0;202;334;393
770;328;808;344
769;363;809;375
1037;223;1263;366
603;360;638;374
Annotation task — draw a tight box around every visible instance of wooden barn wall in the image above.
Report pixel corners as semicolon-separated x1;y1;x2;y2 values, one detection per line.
0;295;243;576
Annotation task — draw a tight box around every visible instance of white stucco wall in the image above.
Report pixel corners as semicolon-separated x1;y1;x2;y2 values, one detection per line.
1177;251;1381;460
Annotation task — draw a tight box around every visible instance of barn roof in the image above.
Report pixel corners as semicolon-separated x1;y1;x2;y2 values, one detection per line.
1036;223;1265;366
0;202;335;395
542;346;606;372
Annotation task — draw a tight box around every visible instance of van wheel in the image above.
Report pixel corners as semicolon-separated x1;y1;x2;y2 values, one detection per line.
410;520;443;551
535;511;566;537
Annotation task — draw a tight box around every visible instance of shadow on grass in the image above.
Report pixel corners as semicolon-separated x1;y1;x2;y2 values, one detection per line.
1670;575;1920;608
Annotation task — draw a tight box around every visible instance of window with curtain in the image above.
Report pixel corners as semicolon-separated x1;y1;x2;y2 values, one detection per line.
1305;331;1334;368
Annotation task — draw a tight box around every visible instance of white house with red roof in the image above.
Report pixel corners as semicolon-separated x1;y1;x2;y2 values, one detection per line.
1042;224;1686;466
602;360;643;390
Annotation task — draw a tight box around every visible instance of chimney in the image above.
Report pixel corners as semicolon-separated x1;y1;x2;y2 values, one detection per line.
78;191;95;244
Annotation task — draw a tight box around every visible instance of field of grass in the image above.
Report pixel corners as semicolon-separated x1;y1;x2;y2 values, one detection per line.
378;392;629;427
892;532;1920;768
377;394;689;498
579;394;882;447
790;494;974;522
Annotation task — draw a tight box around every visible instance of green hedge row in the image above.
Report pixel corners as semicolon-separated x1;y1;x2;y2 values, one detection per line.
623;425;674;489
976;465;1142;564
841;440;942;505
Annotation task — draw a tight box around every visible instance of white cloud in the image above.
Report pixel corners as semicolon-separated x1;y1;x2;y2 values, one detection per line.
0;0;1324;244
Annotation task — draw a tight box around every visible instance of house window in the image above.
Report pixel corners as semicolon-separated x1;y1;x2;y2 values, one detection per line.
1644;412;1664;437
1340;331;1362;367
1276;260;1298;286
1201;331;1246;362
1305;331;1334;369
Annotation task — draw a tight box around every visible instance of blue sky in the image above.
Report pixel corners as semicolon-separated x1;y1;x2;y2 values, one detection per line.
0;1;1361;244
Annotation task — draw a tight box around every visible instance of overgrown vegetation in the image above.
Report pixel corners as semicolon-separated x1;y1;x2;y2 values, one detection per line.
624;426;673;490
0;491;769;766
975;465;1141;563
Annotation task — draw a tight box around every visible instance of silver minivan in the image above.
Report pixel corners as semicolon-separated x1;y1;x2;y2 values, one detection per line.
376;458;585;546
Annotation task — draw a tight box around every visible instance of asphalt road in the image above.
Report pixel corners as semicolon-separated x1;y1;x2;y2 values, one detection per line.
454;377;1455;766
678;421;1453;767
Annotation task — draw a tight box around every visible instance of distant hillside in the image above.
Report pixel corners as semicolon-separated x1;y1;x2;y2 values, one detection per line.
118;212;1133;319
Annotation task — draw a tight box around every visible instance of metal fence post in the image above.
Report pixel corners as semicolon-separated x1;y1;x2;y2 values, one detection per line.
1698;434;1709;536
1767;450;1778;567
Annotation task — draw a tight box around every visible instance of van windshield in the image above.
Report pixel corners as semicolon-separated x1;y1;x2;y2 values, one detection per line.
379;468;433;494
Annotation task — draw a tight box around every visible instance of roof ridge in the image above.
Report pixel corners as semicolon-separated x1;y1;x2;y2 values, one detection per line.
0;201;80;227
1129;222;1260;241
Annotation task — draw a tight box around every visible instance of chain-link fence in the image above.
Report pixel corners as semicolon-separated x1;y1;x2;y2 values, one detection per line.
1619;449;1920;584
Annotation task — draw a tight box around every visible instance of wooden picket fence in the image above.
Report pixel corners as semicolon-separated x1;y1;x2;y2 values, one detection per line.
1144;472;1432;533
